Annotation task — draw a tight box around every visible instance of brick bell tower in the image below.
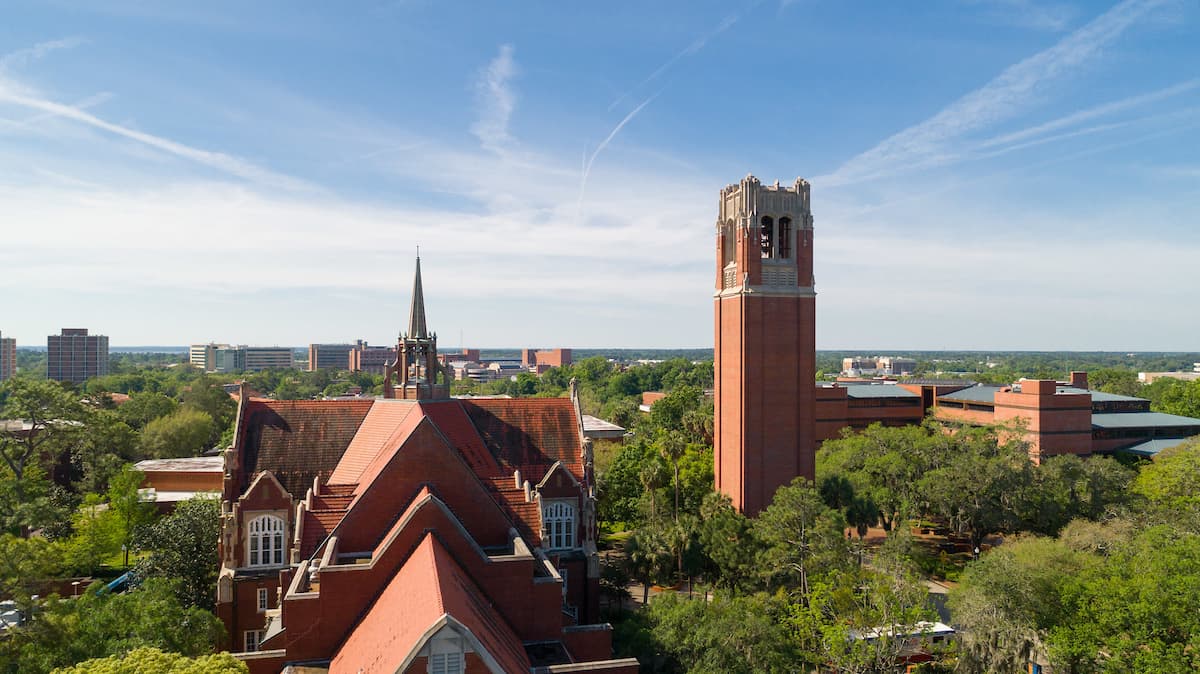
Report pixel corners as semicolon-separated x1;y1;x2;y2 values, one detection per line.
714;175;816;515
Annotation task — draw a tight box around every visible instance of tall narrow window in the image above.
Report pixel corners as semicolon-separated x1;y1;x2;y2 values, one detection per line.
542;501;576;550
760;216;774;258
247;515;286;567
778;217;792;259
244;630;264;652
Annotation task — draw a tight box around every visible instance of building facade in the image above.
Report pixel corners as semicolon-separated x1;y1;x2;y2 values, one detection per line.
349;340;397;375
0;331;14;381
46;328;108;384
217;260;635;674
713;176;817;515
307;344;355;371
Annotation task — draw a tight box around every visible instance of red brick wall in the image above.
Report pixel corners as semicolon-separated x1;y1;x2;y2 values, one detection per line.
995;383;1092;461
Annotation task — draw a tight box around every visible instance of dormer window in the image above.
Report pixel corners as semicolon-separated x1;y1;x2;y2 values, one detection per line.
247;515;286;567
542;500;576;550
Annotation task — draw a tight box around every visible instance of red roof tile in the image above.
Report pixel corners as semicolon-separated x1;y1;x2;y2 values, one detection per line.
328;534;530;674
421;401;503;477
239;399;372;499
327;400;418;485
462;398;584;474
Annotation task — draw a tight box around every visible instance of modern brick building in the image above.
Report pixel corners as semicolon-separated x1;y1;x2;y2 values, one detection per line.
307;343;355;371
0;331;14;381
348;340;396;375
218;260;636;674
522;348;572;374
46;328;108;384
713;176;816;515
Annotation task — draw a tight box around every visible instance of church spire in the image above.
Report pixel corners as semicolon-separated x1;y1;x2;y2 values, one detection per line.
407;255;428;339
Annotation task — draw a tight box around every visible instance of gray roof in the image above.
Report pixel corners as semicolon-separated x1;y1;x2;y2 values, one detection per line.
937;385;1002;404
843;385;919;399
1117;437;1195;457
1091;412;1200;430
134;456;224;472
1057;386;1146;403
581;414;627;439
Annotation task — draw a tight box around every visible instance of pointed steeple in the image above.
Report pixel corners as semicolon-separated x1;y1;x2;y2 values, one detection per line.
407;256;428;339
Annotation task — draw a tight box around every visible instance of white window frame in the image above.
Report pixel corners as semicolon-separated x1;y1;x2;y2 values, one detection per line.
244;629;264;652
247;515;286;568
257;587;269;612
542;500;576;550
426;630;468;674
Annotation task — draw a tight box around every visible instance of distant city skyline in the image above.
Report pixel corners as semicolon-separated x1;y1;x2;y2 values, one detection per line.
3;1;1198;350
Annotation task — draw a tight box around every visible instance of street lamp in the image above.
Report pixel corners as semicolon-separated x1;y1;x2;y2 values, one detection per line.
71;581;80;597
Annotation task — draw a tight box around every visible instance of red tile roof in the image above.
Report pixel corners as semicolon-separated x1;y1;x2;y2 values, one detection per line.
462;398;584;475
421;401;503;477
328;534;530;674
327;400;418;485
239;399;372;498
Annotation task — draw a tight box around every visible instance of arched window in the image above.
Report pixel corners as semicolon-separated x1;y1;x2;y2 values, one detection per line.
542;501;576;550
247;515;286;567
760;216;774;258
778;217;792;259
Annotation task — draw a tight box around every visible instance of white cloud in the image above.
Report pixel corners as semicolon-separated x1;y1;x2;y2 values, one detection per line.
0;37;87;73
0;81;314;192
822;0;1169;187
471;44;517;153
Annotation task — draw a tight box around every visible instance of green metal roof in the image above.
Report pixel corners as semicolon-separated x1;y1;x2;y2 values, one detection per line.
937;385;1001;404
843;385;919;399
1057;386;1147;403
1116;437;1195;457
1091;412;1200;429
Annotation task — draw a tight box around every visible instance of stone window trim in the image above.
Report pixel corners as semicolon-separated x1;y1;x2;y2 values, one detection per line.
246;513;287;569
257;587;269;612
541;499;577;551
422;628;472;674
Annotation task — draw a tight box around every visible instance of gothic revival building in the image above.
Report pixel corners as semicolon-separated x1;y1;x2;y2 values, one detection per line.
714;176;817;515
216;260;636;674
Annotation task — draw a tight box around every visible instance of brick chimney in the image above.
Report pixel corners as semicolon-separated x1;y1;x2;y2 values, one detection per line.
1069;371;1088;390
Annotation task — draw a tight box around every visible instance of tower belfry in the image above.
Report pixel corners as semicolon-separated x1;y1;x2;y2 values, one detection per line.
386;256;448;400
713;175;816;514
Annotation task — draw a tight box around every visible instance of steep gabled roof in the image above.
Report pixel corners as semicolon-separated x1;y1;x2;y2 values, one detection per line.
238;399;372;498
328;534;529;674
463;398;584;474
327;400;419;485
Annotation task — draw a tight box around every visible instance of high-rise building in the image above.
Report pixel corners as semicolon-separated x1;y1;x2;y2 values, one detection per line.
47;328;109;384
713;176;816;515
242;347;294;372
191;344;292;373
0;331;15;381
307;343;355;371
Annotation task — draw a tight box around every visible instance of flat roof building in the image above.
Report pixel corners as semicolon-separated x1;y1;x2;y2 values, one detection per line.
0;332;14;381
47;328;108;384
307;343;355;371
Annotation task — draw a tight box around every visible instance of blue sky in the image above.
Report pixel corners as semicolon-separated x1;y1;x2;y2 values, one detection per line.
1;0;1197;350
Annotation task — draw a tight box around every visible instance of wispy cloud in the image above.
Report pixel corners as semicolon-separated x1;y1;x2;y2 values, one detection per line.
977;78;1199;149
0;37;87;73
471;44;517;153
608;10;744;112
966;0;1077;32
822;0;1168;187
578;93;658;212
0;81;312;191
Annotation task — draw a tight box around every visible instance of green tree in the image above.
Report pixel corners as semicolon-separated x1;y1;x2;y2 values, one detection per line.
1132;438;1200;526
64;493;120;576
139;408;215;458
106;465;156;567
647;591;801;674
1022;454;1133;535
0;379;87;516
179;377;236;445
697;492;756;590
753;479;849;597
0;579;225;674
135;497;220;610
920;425;1030;551
1087;368;1142;396
51;647;248;674
116;392;179;430
1157;379;1200;419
